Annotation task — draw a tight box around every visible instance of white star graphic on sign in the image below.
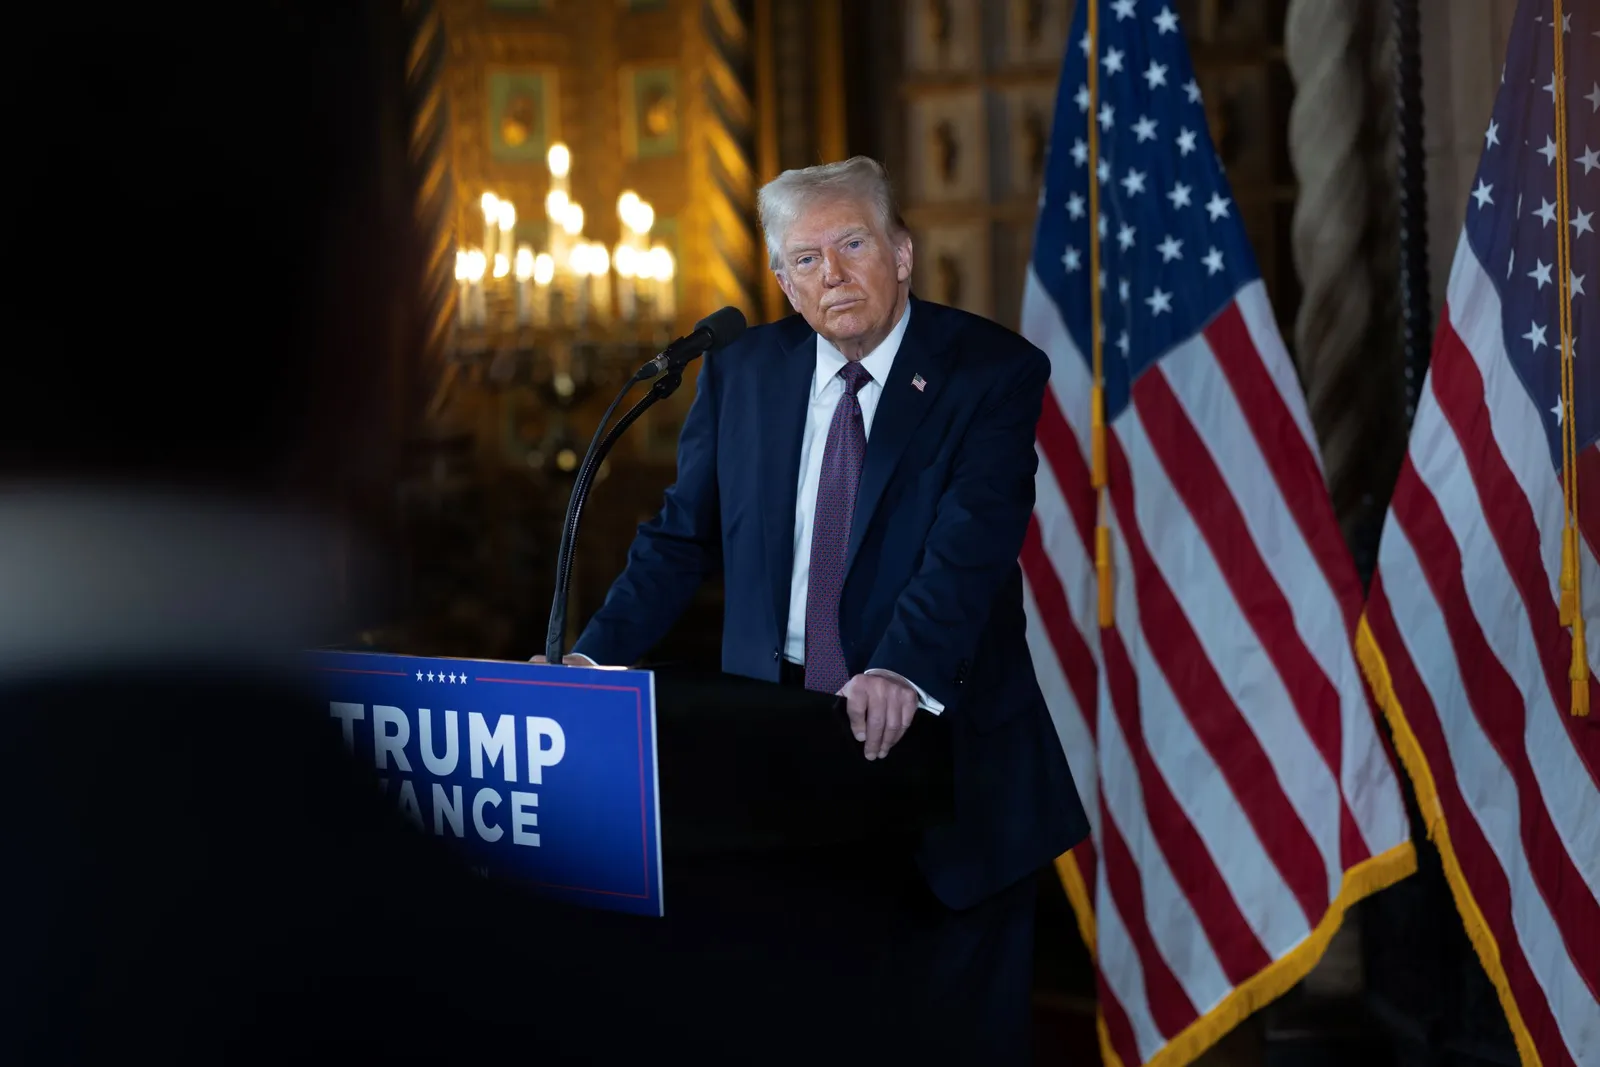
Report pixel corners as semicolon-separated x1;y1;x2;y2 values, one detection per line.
1576;146;1600;175
1183;78;1201;104
1146;288;1173;315
1158;235;1184;262
1103;48;1125;75
1470;180;1493;209
1072;138;1088;166
1112;0;1137;19
1523;321;1547;352
1155;5;1179;33
1561;12;1571;33
1076;85;1091;112
1529;260;1553;289
1168;182;1192;209
1536;198;1559;226
427;672;436;682
1080;31;1094;56
1119;277;1131;302
1544;76;1558;100
1485;120;1500;148
1098;157;1112;184
1203;247;1224;275
1144;62;1168;89
1066;192;1086;219
1133;116;1158;142
1117;223;1137;250
1205;192;1231;220
1573;208;1595;238
1063;247;1082;272
1099;213;1109;238
1099;103;1116;130
1121;168;1147;195
1117;330;1131;356
1552;396;1564;425
1177;128;1198;155
1587;83;1600;113
1539;136;1558;164
1572;272;1587;299
1099;269;1108;291
416;670;424;681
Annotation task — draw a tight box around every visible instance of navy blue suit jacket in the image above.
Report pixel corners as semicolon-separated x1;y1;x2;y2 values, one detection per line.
575;297;1089;910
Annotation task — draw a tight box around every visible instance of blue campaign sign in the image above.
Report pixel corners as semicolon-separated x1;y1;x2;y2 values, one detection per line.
301;650;663;917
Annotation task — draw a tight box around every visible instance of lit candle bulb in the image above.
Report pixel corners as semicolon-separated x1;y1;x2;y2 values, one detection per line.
480;192;499;253
514;245;535;326
497;200;517;262
532;252;554;326
455;249;471;328
464;248;488;327
590;243;612;326
614;243;638;323
649;245;676;323
570;241;592;326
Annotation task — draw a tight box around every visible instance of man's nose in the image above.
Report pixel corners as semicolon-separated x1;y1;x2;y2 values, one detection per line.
821;249;845;286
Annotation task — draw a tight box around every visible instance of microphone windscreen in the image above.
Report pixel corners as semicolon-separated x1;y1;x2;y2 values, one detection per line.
695;306;747;352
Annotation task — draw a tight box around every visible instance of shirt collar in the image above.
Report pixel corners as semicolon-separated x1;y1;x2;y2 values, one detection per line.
812;300;912;398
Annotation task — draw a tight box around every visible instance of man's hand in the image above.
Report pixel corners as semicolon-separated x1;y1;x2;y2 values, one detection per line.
529;653;596;665
840;673;917;761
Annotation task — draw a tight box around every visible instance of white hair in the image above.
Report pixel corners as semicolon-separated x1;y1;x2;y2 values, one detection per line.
757;156;907;271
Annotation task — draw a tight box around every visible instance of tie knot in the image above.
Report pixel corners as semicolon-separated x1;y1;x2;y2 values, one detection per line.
839;361;873;396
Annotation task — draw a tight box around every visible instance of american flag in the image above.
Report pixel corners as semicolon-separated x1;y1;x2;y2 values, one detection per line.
1018;4;1414;1065
1357;1;1600;1064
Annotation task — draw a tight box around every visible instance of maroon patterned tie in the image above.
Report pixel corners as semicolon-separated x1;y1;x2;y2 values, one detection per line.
804;360;873;694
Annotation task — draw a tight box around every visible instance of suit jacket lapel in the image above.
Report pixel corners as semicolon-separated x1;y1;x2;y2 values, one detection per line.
760;316;819;645
845;298;950;575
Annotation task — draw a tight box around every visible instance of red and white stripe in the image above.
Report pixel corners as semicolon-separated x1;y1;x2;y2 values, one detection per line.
1362;234;1600;1067
1020;268;1414;1067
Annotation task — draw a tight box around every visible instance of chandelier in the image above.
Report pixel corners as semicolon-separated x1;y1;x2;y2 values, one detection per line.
443;142;685;477
453;142;677;337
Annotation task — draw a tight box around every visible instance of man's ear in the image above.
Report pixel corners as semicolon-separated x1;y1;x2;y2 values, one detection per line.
894;233;914;284
775;269;798;309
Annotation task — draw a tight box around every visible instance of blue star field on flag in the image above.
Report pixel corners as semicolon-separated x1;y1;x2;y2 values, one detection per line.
1464;0;1598;467
1030;0;1261;423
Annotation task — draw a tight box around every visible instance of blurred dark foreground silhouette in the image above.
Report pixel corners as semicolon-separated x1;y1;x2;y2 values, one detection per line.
0;6;625;1063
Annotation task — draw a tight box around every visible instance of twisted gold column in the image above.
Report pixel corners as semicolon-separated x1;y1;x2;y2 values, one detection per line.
700;0;759;316
1286;0;1406;560
405;0;457;371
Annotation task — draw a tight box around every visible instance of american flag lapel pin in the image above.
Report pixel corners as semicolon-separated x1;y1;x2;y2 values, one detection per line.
911;373;926;392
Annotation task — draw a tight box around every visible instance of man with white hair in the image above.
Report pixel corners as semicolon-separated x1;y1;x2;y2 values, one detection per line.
572;156;1088;1062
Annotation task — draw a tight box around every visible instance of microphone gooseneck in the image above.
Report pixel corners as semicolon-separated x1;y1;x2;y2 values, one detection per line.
543;306;748;663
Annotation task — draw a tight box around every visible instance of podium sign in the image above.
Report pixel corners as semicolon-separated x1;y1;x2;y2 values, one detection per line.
303;651;664;917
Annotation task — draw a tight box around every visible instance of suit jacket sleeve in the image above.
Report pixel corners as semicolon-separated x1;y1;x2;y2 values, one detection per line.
571;355;722;666
865;343;1048;709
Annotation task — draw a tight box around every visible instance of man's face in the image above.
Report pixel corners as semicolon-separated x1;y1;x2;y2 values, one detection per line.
775;196;913;356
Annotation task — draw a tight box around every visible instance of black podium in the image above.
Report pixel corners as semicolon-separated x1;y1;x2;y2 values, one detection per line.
648;666;954;855
519;666;958;1063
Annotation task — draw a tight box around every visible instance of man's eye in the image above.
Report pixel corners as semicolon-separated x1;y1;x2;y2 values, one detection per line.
847;240;863;250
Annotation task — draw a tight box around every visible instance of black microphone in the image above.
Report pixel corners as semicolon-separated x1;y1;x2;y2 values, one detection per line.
634;305;747;381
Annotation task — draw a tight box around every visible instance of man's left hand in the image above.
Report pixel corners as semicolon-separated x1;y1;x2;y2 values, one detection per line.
839;673;917;760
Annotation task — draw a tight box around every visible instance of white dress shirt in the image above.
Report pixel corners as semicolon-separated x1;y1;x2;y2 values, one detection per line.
783;303;943;714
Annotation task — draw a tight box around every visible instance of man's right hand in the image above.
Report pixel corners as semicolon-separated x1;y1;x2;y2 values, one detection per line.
529;653;597;666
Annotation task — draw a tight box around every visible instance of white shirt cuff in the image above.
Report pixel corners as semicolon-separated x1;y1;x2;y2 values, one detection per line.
864;668;945;715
